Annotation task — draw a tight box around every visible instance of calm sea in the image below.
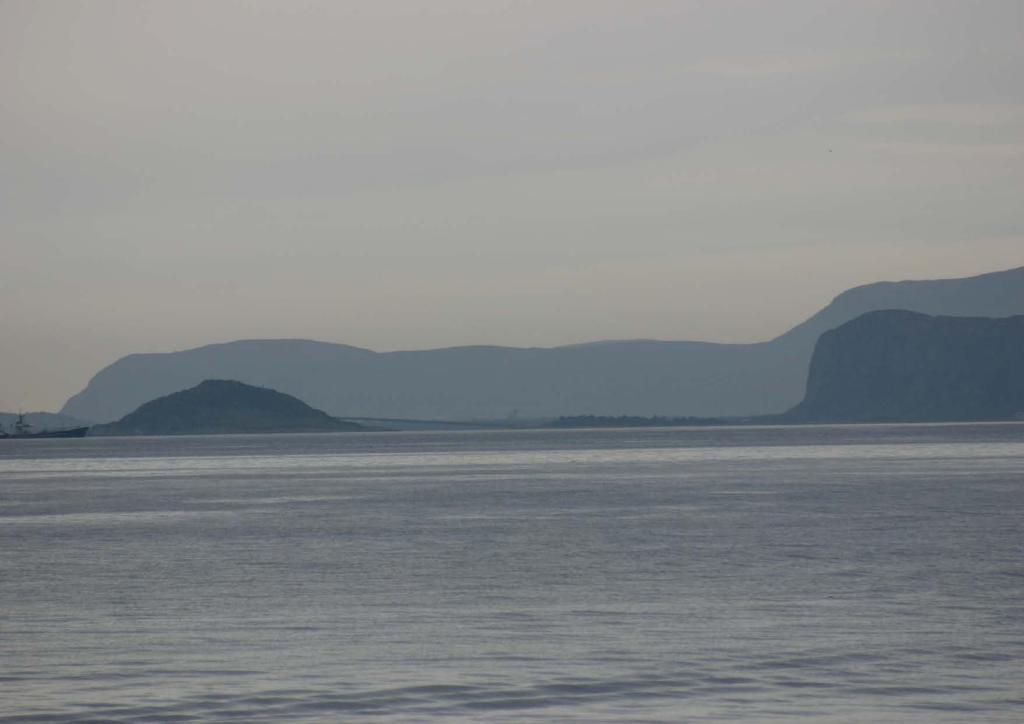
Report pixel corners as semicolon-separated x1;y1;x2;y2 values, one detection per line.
2;424;1023;722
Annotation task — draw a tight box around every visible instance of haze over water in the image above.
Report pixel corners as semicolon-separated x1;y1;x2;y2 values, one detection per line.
3;424;1024;721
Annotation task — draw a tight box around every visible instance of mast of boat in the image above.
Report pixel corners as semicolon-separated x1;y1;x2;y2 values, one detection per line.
14;412;31;436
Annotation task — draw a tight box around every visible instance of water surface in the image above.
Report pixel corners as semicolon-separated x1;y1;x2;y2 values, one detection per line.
2;424;1023;721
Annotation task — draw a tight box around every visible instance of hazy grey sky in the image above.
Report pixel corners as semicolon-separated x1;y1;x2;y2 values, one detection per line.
3;0;1023;411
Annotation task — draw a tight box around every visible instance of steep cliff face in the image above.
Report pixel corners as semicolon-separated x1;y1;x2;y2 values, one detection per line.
787;311;1024;423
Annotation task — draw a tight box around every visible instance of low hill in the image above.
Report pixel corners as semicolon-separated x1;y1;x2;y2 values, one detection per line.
63;266;1024;423
786;311;1024;423
90;379;366;436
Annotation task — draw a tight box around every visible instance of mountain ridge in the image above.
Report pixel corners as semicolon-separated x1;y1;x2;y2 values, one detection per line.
62;266;1024;423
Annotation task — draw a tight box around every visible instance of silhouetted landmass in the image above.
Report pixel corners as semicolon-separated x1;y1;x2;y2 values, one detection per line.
0;411;92;431
63;266;1024;423
90;379;367;436
551;415;731;428
785;311;1024;423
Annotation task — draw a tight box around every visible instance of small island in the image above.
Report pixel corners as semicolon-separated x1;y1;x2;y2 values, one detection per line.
89;379;368;436
550;414;731;428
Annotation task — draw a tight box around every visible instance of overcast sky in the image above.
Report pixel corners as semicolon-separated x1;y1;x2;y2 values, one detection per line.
2;0;1023;411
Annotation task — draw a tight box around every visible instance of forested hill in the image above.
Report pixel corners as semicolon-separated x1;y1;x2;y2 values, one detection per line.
90;379;366;435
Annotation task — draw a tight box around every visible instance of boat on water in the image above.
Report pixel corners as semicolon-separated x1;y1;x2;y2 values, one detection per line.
0;413;89;439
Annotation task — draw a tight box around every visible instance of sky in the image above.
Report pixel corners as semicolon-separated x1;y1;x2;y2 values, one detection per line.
2;0;1023;411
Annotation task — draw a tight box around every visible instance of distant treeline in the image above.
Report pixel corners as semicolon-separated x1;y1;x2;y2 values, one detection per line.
550;415;732;428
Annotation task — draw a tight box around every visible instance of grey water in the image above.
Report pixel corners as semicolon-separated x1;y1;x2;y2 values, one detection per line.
2;424;1023;722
